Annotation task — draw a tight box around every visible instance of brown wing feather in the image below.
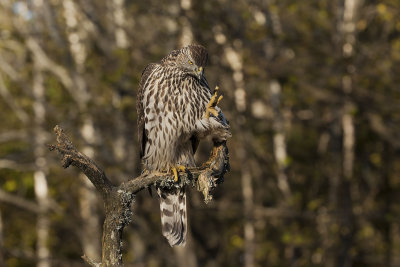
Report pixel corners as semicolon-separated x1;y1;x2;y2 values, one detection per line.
137;63;157;158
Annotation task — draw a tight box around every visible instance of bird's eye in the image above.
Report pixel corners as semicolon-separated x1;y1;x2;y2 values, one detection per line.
188;60;193;65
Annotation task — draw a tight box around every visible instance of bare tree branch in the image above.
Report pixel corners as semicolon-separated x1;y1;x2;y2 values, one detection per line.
25;38;74;91
0;188;62;215
0;73;29;123
368;113;400;149
0;55;19;81
48;125;230;266
0;189;40;213
48;125;114;199
0;159;35;171
0;130;28;143
24;38;88;109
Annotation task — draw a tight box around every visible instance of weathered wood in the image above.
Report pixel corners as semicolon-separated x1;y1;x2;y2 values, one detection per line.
49;125;230;266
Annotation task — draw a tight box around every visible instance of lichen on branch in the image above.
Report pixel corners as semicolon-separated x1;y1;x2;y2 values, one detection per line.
48;124;230;266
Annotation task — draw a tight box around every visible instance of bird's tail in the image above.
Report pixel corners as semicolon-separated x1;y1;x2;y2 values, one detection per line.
157;187;187;246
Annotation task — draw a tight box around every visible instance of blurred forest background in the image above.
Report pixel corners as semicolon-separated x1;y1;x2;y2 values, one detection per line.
0;0;400;266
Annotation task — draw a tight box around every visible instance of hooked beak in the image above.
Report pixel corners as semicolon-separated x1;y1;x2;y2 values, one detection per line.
200;70;210;88
196;66;204;80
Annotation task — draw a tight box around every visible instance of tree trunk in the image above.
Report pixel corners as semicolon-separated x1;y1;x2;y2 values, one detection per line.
62;1;102;260
33;53;51;267
50;126;230;266
335;0;359;265
269;80;291;200
109;0;129;49
220;39;255;267
178;0;193;47
79;119;101;261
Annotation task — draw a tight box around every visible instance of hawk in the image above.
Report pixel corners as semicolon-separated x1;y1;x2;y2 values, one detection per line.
136;44;230;246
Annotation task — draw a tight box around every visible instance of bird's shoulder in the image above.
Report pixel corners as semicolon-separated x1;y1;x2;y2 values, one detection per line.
139;63;160;87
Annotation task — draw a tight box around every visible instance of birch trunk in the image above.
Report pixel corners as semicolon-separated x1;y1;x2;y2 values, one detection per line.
341;0;358;182
109;0;129;48
269;80;291;200
79;119;101;261
62;0;101;260
336;0;359;265
219;37;255;267
33;55;50;267
263;4;296;263
178;0;193;47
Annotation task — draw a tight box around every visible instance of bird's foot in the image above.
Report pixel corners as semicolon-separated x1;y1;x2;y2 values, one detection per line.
205;86;223;119
171;165;186;182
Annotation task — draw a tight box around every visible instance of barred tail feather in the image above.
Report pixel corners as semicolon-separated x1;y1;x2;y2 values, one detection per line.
157;187;187;246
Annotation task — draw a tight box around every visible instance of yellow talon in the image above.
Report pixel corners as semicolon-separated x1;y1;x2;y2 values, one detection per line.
171;165;186;182
177;165;186;172
205;86;223;119
216;95;223;105
172;167;178;182
205;107;219;118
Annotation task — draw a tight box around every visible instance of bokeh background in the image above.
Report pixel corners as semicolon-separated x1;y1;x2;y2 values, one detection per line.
1;0;400;266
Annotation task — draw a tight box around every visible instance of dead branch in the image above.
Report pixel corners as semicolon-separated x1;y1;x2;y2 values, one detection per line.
48;125;113;199
368;113;400;150
0;73;29;123
0;189;40;213
48;125;230;266
0;130;28;143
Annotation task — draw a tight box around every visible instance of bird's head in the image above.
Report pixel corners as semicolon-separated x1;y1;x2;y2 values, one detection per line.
176;44;208;80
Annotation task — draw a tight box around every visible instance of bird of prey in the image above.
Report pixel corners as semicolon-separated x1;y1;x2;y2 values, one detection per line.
136;44;230;246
